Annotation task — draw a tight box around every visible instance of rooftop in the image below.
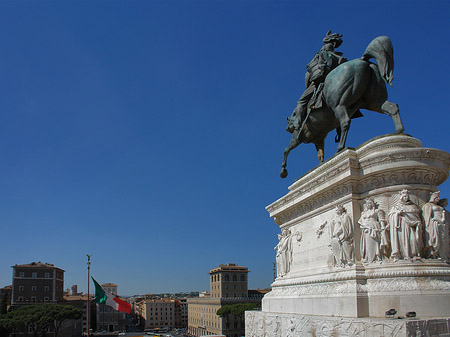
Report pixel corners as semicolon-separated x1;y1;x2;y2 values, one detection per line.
64;294;92;301
209;263;249;274
12;262;65;271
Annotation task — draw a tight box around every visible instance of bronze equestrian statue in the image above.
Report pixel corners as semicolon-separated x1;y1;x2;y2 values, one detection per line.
280;33;404;179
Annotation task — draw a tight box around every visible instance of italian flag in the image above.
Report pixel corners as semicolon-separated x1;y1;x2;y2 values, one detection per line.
92;277;132;314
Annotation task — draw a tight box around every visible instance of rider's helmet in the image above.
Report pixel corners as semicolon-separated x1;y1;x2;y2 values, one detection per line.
323;30;343;48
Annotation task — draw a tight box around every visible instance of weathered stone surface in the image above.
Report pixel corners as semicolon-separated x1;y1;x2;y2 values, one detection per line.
251;135;450;336
246;311;450;337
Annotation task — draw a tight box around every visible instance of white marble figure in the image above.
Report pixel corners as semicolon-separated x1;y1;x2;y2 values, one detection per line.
422;191;449;261
275;228;293;277
378;209;391;259
330;204;354;266
388;189;423;260
358;198;383;263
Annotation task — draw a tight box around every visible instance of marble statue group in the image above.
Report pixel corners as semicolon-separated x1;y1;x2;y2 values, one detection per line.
275;189;450;274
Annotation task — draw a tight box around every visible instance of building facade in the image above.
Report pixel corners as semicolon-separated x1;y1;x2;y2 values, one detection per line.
176;298;188;328
187;263;261;337
11;262;64;307
96;283;128;332
0;285;12;312
142;299;176;330
64;294;96;335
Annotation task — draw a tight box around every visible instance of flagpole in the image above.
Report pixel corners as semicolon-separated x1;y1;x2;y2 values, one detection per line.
87;254;92;337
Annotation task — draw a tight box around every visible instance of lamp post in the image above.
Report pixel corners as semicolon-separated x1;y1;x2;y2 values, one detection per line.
87;254;92;337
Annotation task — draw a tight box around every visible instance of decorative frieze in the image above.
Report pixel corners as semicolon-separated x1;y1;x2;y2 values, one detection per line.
246;311;412;337
262;135;450;322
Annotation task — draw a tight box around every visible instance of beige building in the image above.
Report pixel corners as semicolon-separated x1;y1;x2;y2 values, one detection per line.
133;296;188;330
187;263;261;337
141;299;176;330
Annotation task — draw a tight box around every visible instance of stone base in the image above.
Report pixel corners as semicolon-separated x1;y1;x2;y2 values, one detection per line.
246;311;450;337
263;134;450;318
263;260;450;318
247;135;450;336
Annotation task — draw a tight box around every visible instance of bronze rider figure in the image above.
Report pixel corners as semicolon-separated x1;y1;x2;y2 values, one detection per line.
292;31;347;126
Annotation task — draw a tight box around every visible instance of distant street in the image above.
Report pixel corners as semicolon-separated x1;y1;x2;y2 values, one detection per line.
91;331;187;337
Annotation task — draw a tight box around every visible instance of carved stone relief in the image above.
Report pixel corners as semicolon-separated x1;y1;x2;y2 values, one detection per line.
329;204;354;267
358;197;389;263
422;191;450;262
389;189;424;261
245;311;410;337
275;228;293;278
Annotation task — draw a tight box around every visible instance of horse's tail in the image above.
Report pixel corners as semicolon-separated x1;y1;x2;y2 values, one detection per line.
362;36;394;87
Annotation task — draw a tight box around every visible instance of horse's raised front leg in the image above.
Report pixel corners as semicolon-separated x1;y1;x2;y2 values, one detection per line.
334;105;351;152
281;130;301;178
381;100;404;133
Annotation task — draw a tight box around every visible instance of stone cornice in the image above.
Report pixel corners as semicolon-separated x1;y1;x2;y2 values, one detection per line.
267;135;450;224
271;262;450;288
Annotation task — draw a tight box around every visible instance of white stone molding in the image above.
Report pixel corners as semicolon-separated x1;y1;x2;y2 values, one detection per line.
246;311;415;337
260;135;450;320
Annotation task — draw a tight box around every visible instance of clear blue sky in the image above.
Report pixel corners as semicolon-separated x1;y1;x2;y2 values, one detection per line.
0;0;449;296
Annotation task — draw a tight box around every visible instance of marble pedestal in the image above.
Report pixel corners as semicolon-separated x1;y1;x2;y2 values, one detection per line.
247;134;450;336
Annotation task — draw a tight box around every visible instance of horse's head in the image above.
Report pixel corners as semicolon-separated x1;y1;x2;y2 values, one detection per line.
286;110;301;133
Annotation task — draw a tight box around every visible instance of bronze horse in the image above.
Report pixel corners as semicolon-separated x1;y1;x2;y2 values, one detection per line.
280;36;404;178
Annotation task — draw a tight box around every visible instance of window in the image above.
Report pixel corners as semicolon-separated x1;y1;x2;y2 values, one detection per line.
31;296;36;302
32;286;36;291
45;272;50;278
32;272;37;278
44;286;49;291
19;272;24;277
18;296;23;301
19;286;24;291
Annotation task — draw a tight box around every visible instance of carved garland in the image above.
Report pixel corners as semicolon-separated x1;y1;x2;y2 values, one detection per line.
269;277;450;297
271;267;450;288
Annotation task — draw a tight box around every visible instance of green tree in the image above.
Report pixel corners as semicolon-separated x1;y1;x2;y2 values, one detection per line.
0;304;82;337
216;302;260;323
0;316;12;337
35;304;82;337
0;295;7;315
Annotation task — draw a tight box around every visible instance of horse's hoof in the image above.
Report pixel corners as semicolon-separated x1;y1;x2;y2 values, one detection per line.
280;169;288;179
